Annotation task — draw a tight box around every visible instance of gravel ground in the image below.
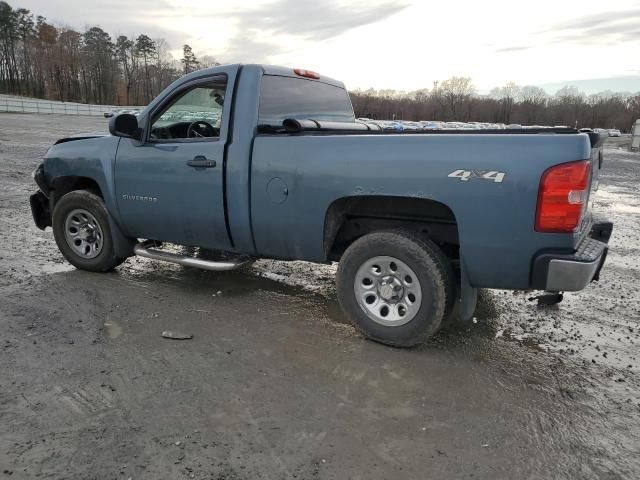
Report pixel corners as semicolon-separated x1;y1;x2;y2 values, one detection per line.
0;113;639;479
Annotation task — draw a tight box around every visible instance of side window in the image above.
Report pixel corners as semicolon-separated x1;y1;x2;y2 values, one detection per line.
150;77;227;141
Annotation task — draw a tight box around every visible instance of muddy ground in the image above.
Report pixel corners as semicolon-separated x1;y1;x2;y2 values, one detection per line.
0;113;639;479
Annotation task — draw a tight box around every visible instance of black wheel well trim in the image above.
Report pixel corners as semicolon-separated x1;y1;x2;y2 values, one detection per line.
323;195;460;260
49;176;104;206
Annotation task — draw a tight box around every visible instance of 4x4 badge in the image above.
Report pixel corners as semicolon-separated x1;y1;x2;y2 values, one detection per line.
448;170;505;183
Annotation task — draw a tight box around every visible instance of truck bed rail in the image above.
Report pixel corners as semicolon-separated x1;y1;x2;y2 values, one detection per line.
264;119;580;136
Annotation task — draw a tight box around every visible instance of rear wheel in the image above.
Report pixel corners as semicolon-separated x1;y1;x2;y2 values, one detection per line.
52;190;123;272
336;230;454;347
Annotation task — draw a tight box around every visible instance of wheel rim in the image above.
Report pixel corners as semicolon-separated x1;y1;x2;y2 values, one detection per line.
354;255;422;327
63;208;104;259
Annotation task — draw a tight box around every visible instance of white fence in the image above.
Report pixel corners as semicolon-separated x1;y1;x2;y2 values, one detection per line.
632;119;640;151
0;94;143;117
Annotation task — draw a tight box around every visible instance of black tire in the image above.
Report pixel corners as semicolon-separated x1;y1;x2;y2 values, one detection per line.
336;230;455;347
52;190;124;272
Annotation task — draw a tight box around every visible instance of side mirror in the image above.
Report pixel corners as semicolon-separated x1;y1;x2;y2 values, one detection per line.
109;113;141;139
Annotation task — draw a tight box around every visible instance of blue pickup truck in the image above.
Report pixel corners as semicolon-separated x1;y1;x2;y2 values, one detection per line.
30;64;613;347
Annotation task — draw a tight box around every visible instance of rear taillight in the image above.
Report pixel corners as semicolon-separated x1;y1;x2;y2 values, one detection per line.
535;160;590;233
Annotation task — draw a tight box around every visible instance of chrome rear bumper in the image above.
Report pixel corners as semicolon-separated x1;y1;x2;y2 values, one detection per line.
530;221;612;292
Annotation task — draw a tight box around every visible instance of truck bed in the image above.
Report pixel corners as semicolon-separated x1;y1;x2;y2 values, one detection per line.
248;129;597;290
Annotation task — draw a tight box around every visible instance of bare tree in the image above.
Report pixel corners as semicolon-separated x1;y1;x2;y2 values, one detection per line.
434;77;475;120
517;85;547;125
490;81;520;123
152;37;175;96
199;54;220;69
115;35;135;104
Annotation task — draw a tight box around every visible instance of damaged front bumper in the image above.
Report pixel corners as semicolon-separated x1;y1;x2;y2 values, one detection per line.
530;220;613;292
30;164;51;230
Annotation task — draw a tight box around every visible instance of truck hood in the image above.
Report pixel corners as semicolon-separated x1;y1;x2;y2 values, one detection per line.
54;132;109;145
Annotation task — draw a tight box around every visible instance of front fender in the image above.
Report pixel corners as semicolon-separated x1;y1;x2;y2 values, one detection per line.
44;136;121;223
43;136;135;258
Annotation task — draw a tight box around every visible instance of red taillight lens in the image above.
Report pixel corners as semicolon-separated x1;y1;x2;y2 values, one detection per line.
535;160;590;233
293;68;320;79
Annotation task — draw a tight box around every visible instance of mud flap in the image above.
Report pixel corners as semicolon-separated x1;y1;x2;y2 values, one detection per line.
107;213;136;259
457;262;478;321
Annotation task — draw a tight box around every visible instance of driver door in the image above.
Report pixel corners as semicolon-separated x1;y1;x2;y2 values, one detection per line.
114;74;232;250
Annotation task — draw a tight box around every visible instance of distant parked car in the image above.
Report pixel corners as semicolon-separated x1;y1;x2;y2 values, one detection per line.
400;121;422;131
608;129;621;137
419;121;443;130
104;108;139;118
380;121;404;131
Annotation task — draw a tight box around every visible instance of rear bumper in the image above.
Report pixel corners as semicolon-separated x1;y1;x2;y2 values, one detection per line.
530;220;613;292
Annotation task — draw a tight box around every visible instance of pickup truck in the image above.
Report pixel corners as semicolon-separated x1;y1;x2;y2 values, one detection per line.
30;64;613;347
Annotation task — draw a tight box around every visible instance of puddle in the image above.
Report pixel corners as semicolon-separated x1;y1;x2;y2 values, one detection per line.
324;294;350;325
608;204;640;214
123;260;310;297
593;186;639;206
104;321;123;339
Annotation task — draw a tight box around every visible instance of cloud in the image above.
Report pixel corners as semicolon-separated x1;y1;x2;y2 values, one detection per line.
17;0;408;64
17;0;185;47
545;8;640;32
209;0;410;63
494;8;640;55
226;0;409;41
542;8;640;45
219;33;291;63
496;45;531;53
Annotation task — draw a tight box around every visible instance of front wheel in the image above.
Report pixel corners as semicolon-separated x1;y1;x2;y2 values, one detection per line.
52;190;123;272
336;230;454;347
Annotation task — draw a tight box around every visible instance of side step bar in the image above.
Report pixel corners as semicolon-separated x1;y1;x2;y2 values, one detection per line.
133;241;249;271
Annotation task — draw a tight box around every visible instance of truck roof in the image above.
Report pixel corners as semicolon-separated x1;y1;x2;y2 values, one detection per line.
257;65;345;88
177;63;346;89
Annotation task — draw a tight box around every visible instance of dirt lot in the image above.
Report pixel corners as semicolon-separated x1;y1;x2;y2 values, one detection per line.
1;113;639;479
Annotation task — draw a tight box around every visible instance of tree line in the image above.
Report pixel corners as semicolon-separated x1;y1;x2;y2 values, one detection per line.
1;1;638;131
351;77;640;132
0;1;217;105
351;78;640;132
352;80;639;132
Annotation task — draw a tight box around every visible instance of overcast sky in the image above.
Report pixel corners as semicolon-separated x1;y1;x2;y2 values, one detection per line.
13;0;640;93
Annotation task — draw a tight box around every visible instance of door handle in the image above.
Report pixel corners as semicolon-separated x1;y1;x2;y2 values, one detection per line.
187;156;216;168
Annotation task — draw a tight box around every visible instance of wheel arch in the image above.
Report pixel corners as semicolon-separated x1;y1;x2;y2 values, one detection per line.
50;176;104;208
323;195;460;262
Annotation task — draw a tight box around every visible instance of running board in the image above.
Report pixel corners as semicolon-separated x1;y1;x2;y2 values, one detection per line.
133;241;249;271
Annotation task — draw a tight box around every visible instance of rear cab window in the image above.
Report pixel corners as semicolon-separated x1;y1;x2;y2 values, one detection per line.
258;75;355;128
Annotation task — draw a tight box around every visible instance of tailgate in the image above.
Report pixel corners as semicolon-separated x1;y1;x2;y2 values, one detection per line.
578;131;605;240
